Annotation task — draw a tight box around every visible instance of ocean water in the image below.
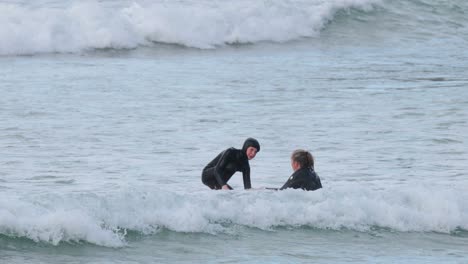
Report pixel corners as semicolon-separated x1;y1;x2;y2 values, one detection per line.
1;0;468;263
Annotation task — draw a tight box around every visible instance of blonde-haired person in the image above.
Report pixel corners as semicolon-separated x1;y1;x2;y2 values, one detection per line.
280;149;322;191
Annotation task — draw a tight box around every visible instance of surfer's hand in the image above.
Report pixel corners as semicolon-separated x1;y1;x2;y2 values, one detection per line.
222;185;230;190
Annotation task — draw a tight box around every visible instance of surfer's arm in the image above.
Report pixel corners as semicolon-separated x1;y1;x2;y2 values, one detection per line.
242;166;252;190
214;149;232;188
279;174;303;190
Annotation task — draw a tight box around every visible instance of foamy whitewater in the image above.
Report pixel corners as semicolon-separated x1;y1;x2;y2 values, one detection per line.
1;0;468;263
0;0;379;54
2;186;468;247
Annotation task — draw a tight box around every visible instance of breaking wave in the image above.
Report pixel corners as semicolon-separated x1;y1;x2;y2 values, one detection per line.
0;0;380;55
1;184;466;247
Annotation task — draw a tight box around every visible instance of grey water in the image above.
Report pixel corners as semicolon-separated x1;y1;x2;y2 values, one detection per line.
1;0;468;263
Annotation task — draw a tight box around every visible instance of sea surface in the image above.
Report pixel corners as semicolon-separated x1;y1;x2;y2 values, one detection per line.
1;0;468;263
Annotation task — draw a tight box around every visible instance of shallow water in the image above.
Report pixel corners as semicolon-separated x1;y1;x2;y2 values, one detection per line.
1;0;468;263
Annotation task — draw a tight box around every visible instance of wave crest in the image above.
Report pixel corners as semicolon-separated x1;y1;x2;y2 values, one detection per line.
0;0;379;55
1;185;467;247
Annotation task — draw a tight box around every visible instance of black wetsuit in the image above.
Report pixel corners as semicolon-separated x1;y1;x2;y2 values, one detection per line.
201;138;259;190
280;167;322;191
202;148;250;190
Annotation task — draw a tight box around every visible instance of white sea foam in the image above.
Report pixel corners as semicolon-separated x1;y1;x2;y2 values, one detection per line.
0;197;125;247
1;184;466;247
0;0;379;55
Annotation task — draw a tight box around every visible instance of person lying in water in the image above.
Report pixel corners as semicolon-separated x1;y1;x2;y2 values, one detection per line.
201;138;260;190
268;149;322;191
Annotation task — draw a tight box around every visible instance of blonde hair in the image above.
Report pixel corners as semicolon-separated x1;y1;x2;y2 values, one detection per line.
291;149;314;169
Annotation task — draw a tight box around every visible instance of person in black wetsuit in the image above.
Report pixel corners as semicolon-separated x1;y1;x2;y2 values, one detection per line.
279;149;322;191
202;138;260;190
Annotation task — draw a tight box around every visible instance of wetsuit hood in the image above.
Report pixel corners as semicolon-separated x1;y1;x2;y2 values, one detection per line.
242;138;260;153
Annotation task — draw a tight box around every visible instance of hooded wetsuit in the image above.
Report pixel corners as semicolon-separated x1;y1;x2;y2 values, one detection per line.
202;138;260;190
280;167;322;191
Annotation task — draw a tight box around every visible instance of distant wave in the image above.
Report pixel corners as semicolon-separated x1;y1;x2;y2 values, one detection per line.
0;0;380;56
1;185;467;247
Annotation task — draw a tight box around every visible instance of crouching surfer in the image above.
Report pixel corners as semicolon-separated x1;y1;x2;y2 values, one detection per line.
201;138;260;190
